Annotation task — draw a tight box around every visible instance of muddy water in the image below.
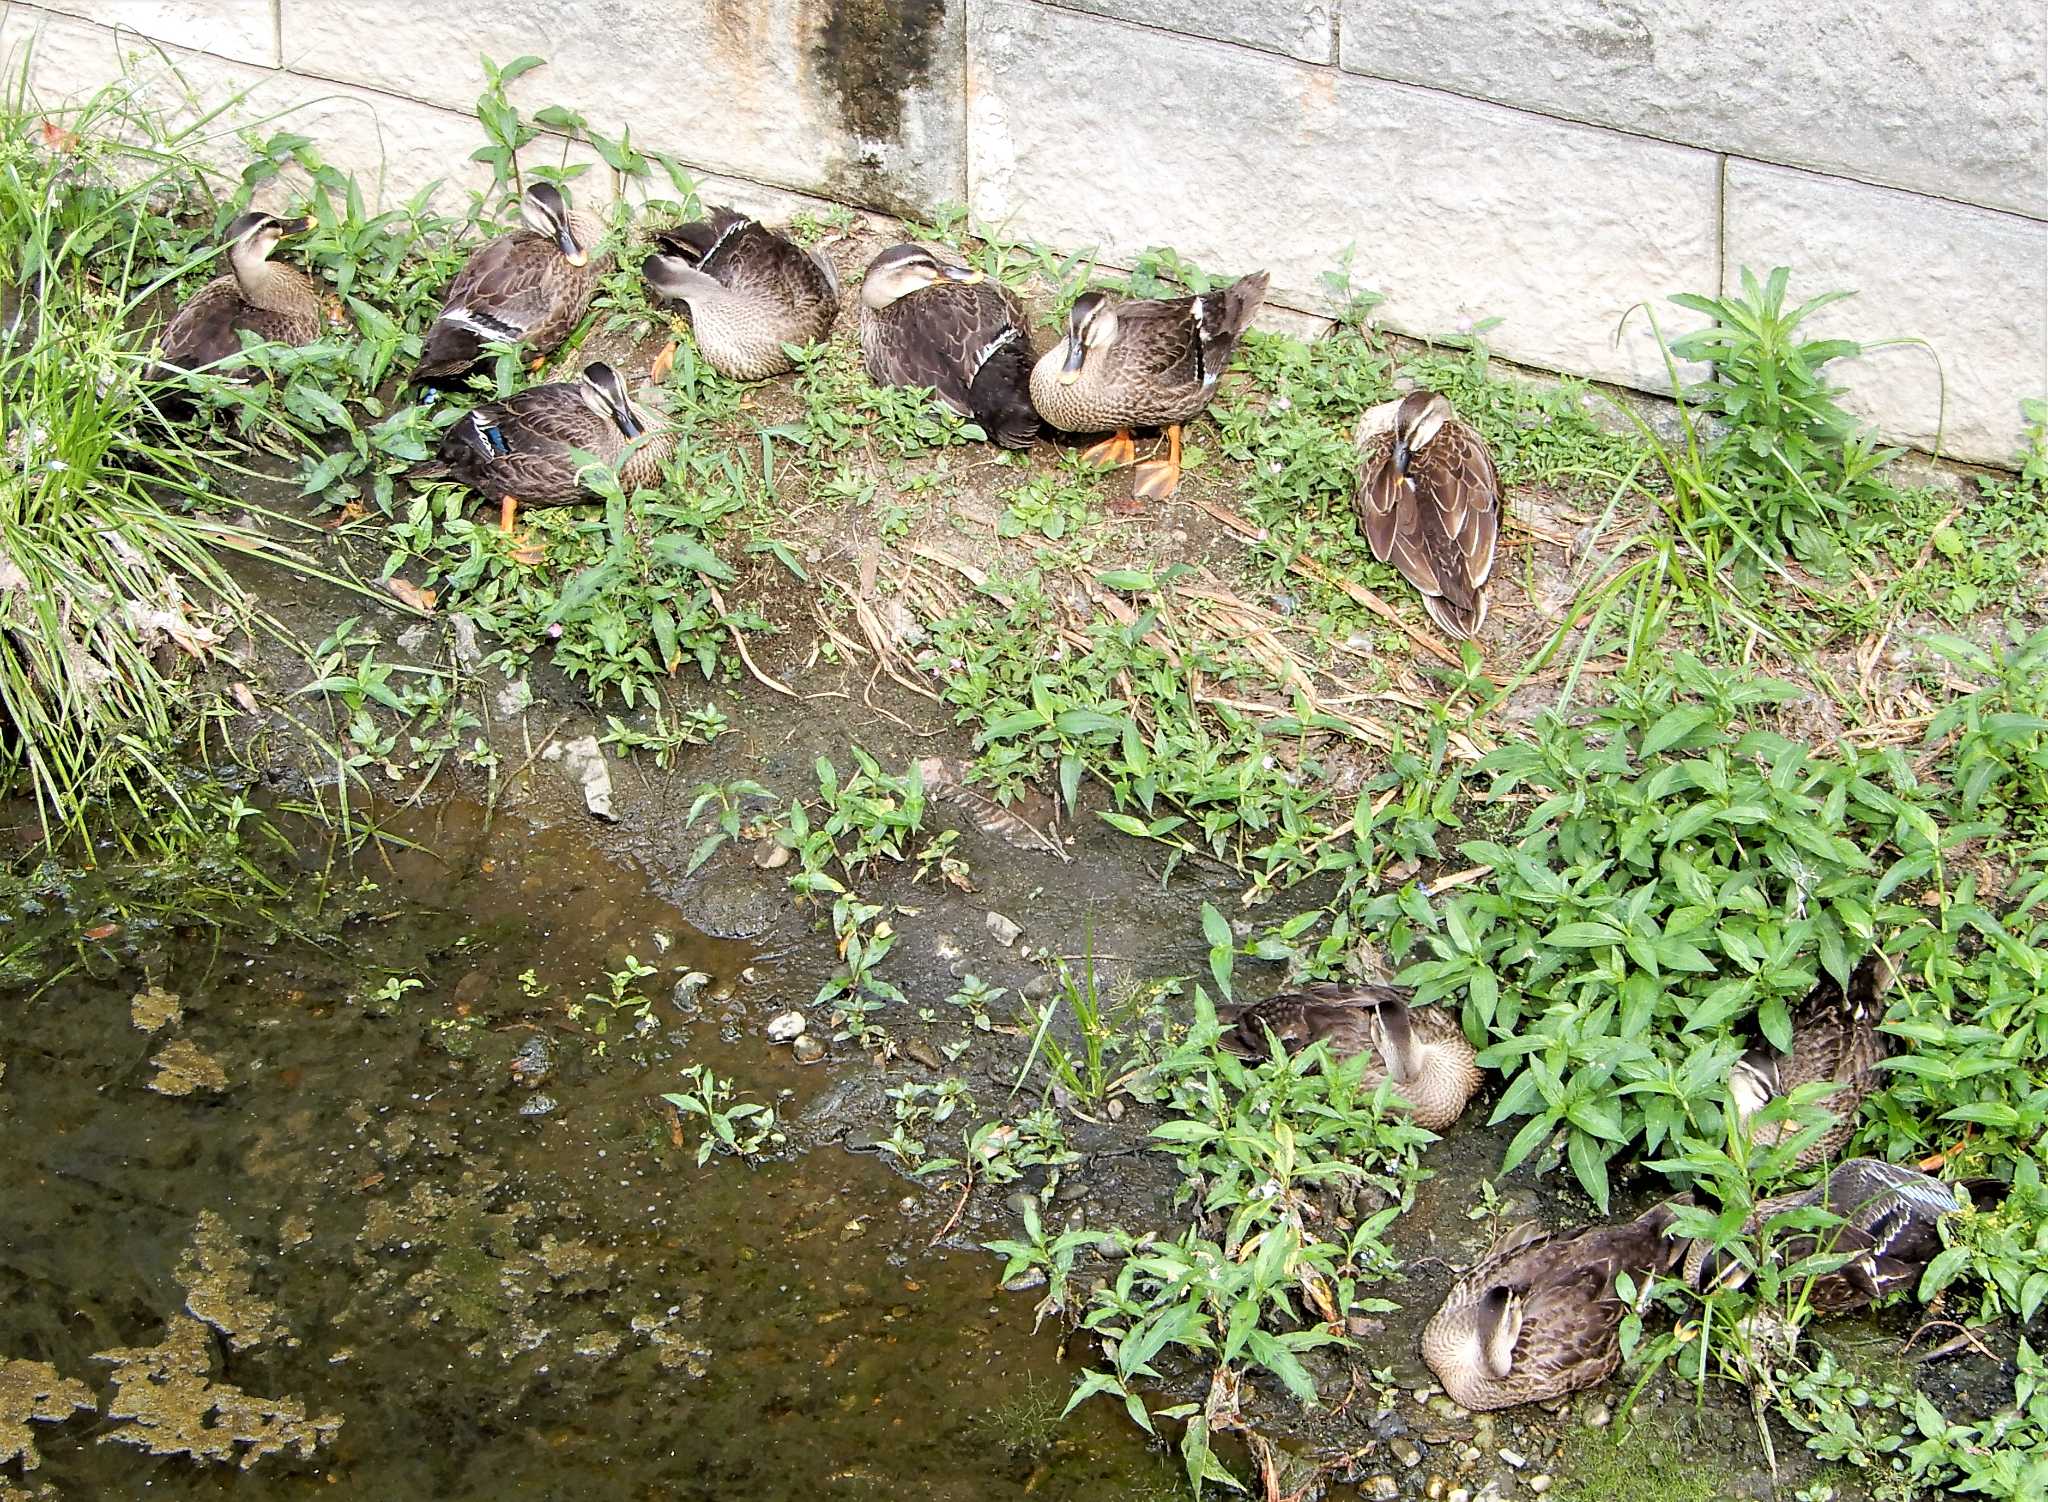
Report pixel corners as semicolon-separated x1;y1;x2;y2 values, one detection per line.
0;799;1183;1499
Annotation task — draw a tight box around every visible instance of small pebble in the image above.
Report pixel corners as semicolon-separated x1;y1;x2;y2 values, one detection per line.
1105;1098;1125;1121
792;1034;826;1064
1448;1490;1471;1502
1582;1398;1612;1429
754;841;791;869
1529;1476;1552;1495
1365;1478;1397;1501
985;911;1022;947
1391;1437;1422;1468
933;932;962;961
1023;971;1057;1001
766;1010;807;1043
518;1093;557;1118
1498;1447;1526;1469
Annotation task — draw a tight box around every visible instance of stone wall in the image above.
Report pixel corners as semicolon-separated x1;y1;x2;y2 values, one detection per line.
6;0;2043;466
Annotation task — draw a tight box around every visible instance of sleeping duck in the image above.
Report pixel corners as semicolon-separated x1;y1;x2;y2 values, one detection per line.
1685;1158;1997;1314
1727;954;1892;1168
1423;1201;1690;1411
1030;272;1268;501
1220;981;1480;1132
857;243;1037;449
154;211;324;378
407;360;674;560
412;182;610;382
1353;390;1502;640
644;209;839;379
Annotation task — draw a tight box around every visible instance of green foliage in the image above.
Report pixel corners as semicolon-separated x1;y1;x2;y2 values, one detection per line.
661;1065;781;1165
1401;655;1937;1207
1665;265;1907;562
1925;626;2048;825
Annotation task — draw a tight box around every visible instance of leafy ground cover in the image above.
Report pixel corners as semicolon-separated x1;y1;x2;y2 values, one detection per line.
4;45;2046;1501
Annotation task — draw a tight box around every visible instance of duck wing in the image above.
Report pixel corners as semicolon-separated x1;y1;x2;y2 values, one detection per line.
158;275;252;371
414;233;559;378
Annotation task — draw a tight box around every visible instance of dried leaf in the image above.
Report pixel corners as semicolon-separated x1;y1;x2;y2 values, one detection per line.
383;577;437;614
38;119;79;153
229;682;260;714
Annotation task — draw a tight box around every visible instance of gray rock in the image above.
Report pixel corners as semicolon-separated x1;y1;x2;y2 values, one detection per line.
765;1010;807;1043
544;734;616;821
985;911;1022;947
1391;1437;1422;1468
792;1034;826;1065
1338;1;2046;220
518;1093;557;1118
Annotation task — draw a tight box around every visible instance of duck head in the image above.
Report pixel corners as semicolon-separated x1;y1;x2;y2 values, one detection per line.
579;361;644;439
1391;390;1453;478
223;209;308;265
1055;291;1120;384
860;243;983;310
520;182;589;267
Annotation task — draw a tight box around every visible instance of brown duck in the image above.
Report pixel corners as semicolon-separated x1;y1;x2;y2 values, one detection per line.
1423;1201;1689;1411
1727;954;1892;1168
1029;273;1269;501
406;361;675;561
1219;982;1480;1132
154;211;324;377
857;243;1037;449
412;183;609;382
1684;1158;1993;1314
1353;390;1501;640
644;209;840;380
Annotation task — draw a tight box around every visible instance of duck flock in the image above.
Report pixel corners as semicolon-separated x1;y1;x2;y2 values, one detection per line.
153;186;1991;1415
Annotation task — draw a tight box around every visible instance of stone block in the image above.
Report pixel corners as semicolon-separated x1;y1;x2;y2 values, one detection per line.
1722;161;2048;466
1041;1;1331;63
968;1;1718;392
1339;1;2048;221
279;0;966;215
34;0;276;68
3;8;495;213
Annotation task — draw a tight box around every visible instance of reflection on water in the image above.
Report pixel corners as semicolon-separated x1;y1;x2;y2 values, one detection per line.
0;799;1179;1499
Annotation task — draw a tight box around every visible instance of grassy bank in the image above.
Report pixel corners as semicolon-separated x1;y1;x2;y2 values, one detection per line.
4;40;2046;1501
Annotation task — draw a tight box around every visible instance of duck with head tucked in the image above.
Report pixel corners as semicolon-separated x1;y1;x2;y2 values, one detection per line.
1726;953;1892;1169
1684;1158;1997;1314
412;182;610;383
1030;271;1268;503
857;243;1037;449
1353;390;1501;640
1219;981;1480;1132
1423;1200;1690;1411
643;209;840;380
154;210;324;379
407;360;674;562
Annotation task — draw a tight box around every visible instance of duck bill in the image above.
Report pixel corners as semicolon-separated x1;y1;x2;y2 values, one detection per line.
274;216;311;237
611;398;645;440
556;224;589;268
937;264;984;286
1391;436;1411;476
1057;338;1086;386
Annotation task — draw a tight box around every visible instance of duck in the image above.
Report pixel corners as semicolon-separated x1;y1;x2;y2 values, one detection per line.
1353;390;1502;640
1726;953;1892;1168
1422;1201;1690;1411
153;211;324;377
1030;272;1269;502
1684;1159;1996;1314
412;182;610;382
643;209;840;379
406;360;675;560
857;243;1037;449
1219;982;1480;1132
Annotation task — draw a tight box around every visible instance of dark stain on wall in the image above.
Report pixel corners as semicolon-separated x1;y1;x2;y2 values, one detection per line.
812;0;947;141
